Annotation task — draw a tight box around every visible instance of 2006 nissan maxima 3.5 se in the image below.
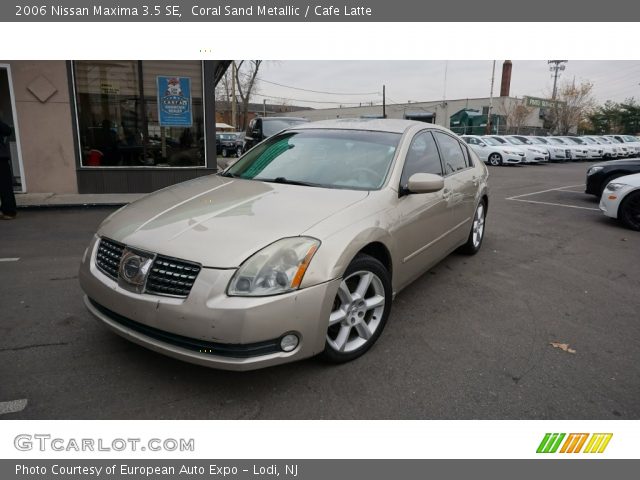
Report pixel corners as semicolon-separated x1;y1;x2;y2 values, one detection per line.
79;119;489;370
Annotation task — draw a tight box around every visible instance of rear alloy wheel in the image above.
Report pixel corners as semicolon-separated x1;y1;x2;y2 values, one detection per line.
322;254;392;363
222;149;228;158
619;191;640;231
488;153;503;166
460;200;487;255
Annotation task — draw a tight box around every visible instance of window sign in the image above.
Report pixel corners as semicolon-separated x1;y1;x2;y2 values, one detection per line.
157;76;192;127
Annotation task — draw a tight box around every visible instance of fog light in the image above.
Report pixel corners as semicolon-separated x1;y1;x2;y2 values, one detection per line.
280;334;299;352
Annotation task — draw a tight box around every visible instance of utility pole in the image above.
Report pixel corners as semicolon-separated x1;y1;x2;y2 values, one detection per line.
548;60;567;135
486;60;496;134
231;61;237;129
383;85;386;118
548;60;567;100
263;99;266;117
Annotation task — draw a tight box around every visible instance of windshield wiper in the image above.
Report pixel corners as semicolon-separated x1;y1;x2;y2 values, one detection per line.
260;177;320;187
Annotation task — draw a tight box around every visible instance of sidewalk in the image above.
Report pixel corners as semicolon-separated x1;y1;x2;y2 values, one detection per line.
16;192;145;208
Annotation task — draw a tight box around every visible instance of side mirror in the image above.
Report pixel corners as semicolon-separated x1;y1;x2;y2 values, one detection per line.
252;129;261;137
406;173;444;194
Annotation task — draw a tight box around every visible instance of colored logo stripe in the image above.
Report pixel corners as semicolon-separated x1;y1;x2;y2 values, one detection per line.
560;433;589;453
537;433;566;453
583;433;613;453
537;433;613;453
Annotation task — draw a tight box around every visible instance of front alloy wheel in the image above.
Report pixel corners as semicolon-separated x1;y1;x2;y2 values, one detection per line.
619;191;640;231
488;153;502;166
322;254;392;363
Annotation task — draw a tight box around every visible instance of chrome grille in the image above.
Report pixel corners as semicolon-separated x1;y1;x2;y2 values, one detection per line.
96;238;125;279
145;256;201;298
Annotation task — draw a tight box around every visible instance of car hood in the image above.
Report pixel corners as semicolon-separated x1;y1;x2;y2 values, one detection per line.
593;158;640;168
98;175;369;268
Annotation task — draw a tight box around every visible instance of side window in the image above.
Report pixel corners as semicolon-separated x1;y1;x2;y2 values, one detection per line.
433;131;468;174
400;131;443;188
460;142;472;167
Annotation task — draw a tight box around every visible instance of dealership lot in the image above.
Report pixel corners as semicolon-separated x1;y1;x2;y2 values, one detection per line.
1;161;639;419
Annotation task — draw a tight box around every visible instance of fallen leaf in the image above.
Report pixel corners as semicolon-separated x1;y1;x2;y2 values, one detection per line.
550;342;576;354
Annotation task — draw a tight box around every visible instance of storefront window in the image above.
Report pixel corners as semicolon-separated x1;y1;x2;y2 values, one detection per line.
73;60;205;167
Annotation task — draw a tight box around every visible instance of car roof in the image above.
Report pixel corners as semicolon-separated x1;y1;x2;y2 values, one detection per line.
261;116;309;122
290;118;452;134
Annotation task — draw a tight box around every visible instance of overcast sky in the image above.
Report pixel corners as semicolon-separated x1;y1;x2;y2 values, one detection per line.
252;61;640;109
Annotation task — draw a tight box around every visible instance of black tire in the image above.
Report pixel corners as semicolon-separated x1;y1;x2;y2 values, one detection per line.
236;147;242;158
222;149;228;158
460;200;487;255
618;191;640;231
488;153;503;166
321;253;392;364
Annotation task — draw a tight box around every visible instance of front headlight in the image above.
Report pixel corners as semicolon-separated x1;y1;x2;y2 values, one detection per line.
227;237;320;297
605;183;628;192
587;166;604;176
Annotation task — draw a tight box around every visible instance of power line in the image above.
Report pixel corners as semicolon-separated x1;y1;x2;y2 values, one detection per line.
252;92;375;106
236;69;381;96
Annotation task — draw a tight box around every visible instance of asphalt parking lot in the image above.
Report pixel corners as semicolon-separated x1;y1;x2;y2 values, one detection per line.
1;161;639;420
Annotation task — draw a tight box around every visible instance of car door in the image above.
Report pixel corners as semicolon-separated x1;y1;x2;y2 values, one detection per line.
392;130;460;290
467;137;489;163
432;131;479;246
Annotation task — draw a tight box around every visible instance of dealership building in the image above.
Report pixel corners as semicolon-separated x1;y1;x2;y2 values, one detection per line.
0;60;232;195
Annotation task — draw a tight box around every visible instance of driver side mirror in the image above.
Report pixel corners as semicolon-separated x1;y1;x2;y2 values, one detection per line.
406;173;444;194
252;128;261;138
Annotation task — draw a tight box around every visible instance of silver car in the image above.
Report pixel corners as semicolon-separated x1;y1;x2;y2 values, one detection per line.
79;119;489;370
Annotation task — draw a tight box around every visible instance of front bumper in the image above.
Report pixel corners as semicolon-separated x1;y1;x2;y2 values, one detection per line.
79;236;340;370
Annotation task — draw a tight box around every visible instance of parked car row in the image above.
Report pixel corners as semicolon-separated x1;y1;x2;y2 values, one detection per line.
462;134;640;166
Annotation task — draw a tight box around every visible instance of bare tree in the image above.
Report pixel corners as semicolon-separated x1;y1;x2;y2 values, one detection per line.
553;81;595;135
235;60;263;130
497;98;534;134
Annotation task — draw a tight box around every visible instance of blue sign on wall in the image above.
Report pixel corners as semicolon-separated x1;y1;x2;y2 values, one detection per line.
157;76;192;127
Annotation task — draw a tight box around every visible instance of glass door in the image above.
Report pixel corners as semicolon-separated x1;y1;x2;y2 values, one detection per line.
0;65;25;192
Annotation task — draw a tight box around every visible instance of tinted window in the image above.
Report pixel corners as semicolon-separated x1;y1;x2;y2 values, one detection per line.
400;131;443;187
433;131;467;174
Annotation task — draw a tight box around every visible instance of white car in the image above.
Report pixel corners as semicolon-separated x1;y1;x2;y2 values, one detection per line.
605;136;634;157
548;137;588;160
584;136;619;159
461;135;525;166
600;172;640;231
514;135;569;162
561;136;603;160
489;136;548;164
608;135;640;157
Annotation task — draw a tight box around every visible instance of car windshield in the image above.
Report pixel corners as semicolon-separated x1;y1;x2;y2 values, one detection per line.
219;134;236;141
224;129;401;190
598;137;613;144
582;137;597;144
624;135;637;142
549;138;567;145
481;137;501;146
514;136;532;144
490;136;508;144
506;137;526;145
532;137;549;144
565;137;584;144
262;119;309;137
